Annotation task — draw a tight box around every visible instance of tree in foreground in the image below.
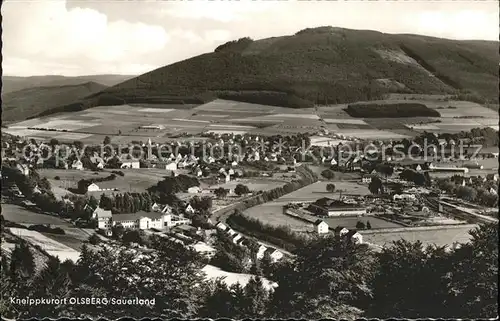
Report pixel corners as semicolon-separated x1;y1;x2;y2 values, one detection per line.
268;235;376;318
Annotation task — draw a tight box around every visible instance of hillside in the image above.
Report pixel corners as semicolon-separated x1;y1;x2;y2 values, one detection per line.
1;82;109;122
1;74;134;94
13;27;500;118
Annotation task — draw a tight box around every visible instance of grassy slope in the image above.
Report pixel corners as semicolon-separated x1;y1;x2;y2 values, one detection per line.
1;82;108;122
1;74;134;94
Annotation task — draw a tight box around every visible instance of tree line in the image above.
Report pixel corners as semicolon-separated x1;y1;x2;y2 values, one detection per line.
1;223;496;319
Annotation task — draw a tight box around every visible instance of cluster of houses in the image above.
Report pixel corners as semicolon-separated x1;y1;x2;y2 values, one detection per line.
312;220;363;244
215;222;284;263
90;202;193;234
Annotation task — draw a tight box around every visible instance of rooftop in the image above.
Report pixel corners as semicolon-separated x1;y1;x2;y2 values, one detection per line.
112;211;163;221
313;197;364;209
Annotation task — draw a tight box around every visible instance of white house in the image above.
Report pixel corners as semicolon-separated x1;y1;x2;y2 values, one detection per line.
362;175;374;184
187;186;201;194
256;245;268;260
87;183;100;192
334;226;349;237
151;202;162;212
232;234;243;244
112;212;164;230
92;207;112;229
165;162;177;171
163;213;192;228
264;248;284;263
314;220;329;234
72;160;83;170
185;204;195;214
393;194;417;201
121;160;140;169
415;164;422;171
346;230;363;244
216;222;228;231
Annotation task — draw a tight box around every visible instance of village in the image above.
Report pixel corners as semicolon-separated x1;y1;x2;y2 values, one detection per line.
1;128;499;289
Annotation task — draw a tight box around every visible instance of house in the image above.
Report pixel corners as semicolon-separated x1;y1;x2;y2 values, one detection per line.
121;160;140;169
333;226;349;237
216;222;228;231
309;197;367;217
163;213;192;228
256;245;268;260
165;162;177;171
92;207;112;229
187;186;201;194
185;204;195;214
264;248;283;263
345;230;363;244
72;160;83;170
393;194;417;201
489;187;498;195
362;174;374;184
232;234;243;244
112;212;164;230
190;242;217;259
151;202;162;212
314;219;329;234
87;183;100;192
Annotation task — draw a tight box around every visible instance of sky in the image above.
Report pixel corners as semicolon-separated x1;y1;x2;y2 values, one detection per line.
2;0;498;77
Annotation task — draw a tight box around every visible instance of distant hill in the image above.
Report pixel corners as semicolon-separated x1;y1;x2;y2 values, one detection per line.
1;74;134;94
1;82;109;122
9;27;500;119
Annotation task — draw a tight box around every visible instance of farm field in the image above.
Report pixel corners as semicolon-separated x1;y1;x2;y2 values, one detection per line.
208;177;288;193
277;181;370;202
1;203;72;226
4;97;498;143
8;227;81;262
39;168;166;195
41;227;93;251
324;216;403;230
360;224;478;248
243;180;370;230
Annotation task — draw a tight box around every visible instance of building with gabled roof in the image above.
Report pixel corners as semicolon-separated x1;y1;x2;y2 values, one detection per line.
313;219;329;234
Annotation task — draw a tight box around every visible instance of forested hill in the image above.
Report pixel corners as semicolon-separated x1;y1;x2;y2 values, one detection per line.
30;27;500;115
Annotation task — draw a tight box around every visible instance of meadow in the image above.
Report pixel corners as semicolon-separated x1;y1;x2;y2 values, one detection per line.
4;95;498;144
2;203;72;226
359;224;478;248
242;180;371;230
8;227;81;262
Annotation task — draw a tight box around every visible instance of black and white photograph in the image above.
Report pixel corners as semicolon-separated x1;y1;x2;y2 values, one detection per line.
1;0;498;319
